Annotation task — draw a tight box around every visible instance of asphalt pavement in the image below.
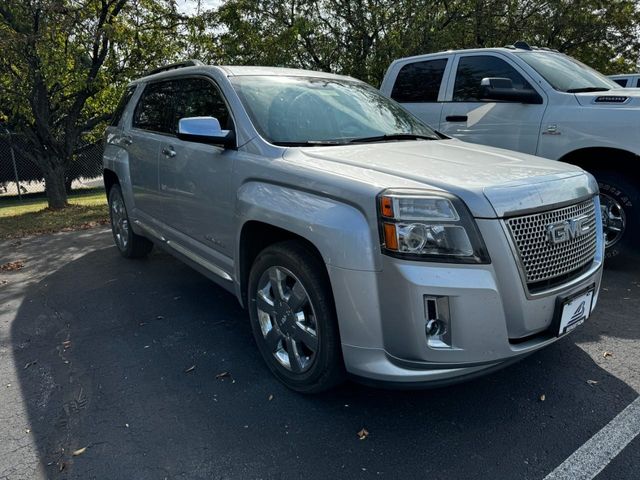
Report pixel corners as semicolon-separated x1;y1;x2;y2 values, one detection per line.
0;228;638;479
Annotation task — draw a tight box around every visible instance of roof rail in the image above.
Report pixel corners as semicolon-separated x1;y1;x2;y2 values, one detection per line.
145;59;204;77
513;41;532;50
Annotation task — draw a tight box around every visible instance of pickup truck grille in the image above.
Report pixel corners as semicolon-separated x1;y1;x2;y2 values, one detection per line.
506;199;597;291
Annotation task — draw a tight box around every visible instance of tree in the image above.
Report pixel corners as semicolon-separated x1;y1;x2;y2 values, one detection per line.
203;0;640;85
0;0;184;209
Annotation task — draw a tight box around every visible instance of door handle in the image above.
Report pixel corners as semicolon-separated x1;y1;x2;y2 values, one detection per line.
445;115;468;122
121;136;133;146
162;146;177;158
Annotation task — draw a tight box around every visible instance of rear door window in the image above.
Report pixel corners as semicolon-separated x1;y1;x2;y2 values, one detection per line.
110;85;137;126
453;55;535;102
391;59;448;103
132;81;175;134
171;78;232;134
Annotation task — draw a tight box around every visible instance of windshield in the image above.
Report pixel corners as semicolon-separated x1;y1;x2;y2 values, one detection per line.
514;52;619;93
229;75;437;145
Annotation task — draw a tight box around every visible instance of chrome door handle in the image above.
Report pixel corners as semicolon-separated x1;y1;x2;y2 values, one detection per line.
121;136;133;146
162;147;177;158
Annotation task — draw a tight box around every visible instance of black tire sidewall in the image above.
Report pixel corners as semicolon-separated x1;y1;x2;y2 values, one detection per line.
247;241;344;393
597;173;640;260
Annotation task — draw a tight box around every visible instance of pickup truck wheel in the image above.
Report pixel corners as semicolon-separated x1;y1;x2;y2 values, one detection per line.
597;173;639;261
248;241;345;393
108;184;153;258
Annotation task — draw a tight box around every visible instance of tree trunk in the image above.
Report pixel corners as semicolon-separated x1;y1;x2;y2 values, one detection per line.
42;163;69;209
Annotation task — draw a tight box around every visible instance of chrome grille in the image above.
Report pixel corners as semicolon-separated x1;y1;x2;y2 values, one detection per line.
506;200;597;287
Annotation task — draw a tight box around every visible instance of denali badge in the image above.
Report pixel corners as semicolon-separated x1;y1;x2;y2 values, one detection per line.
546;216;590;245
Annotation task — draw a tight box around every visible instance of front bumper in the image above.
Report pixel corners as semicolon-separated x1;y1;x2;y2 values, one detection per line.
328;218;603;386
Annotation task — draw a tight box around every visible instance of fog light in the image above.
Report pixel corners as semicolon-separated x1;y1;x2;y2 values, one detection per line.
424;295;452;348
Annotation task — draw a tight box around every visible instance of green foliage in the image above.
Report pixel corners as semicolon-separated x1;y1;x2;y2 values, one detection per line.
199;0;640;85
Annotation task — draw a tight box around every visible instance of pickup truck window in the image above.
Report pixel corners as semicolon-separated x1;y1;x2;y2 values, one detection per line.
171;78;232;133
230;75;437;145
613;78;628;87
453;55;535;102
132;81;174;134
514;52;619;93
391;59;448;103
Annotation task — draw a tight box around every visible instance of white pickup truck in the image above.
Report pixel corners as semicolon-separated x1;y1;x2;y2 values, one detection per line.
380;42;639;260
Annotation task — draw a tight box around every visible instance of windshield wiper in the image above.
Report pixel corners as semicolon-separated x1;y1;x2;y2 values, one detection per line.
566;87;610;93
348;133;438;143
272;140;346;147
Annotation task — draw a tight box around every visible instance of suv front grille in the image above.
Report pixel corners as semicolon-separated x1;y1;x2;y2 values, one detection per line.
506;199;597;291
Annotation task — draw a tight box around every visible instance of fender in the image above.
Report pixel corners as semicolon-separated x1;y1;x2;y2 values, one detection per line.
235;181;379;274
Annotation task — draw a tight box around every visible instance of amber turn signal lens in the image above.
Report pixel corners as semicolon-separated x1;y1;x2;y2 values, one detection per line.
380;196;394;218
383;223;398;250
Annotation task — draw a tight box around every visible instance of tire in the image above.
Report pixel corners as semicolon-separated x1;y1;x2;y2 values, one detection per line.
248;240;345;393
596;172;640;263
108;184;153;259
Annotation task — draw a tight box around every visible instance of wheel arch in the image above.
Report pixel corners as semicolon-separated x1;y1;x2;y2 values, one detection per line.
103;168;120;200
237;221;327;307
559;147;640;180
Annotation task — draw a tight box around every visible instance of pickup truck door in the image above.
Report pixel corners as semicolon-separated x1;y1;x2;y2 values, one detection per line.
439;53;546;155
383;54;453;130
157;77;236;264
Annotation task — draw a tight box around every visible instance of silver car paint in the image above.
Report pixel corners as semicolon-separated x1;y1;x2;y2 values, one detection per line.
104;65;603;384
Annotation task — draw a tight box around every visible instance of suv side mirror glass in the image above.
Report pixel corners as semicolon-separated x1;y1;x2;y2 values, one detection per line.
177;116;235;147
480;77;543;104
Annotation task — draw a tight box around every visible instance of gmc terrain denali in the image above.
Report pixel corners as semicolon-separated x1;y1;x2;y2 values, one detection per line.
103;60;603;392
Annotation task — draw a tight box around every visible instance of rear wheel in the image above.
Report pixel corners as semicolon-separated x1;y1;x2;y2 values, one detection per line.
248;241;345;393
108;184;153;259
596;172;639;261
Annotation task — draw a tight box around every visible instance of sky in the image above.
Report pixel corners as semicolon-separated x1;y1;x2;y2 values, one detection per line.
176;0;222;14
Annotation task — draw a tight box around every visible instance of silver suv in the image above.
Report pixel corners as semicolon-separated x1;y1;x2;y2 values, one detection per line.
103;60;603;392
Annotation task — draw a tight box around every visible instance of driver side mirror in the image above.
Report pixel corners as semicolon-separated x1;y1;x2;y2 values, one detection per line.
177;117;235;147
480;77;542;104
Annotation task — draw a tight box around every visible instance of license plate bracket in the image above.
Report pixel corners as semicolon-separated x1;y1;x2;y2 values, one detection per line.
551;284;595;337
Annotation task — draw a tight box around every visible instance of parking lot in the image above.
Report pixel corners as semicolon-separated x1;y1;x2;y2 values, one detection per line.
0;228;638;479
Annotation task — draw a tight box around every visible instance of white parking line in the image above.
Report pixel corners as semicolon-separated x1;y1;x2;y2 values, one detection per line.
544;396;640;480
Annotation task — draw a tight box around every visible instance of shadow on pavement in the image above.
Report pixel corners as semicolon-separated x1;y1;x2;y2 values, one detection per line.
11;246;639;479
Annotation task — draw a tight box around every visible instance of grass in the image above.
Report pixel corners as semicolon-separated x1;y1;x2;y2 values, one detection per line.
0;189;109;239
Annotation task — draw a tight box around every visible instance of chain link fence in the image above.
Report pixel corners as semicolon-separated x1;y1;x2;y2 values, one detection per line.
0;130;104;200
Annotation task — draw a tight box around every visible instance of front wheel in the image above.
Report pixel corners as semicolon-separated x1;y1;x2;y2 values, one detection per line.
596;172;639;261
248;241;345;393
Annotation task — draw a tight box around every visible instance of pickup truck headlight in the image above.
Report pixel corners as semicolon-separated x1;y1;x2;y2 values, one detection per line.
377;189;490;264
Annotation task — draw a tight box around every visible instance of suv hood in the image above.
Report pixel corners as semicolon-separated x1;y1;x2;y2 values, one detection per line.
574;88;640;107
285;139;596;218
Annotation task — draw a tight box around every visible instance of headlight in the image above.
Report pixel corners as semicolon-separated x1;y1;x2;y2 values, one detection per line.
377;189;490;264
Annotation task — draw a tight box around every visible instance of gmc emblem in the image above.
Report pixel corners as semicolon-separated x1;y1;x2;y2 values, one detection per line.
546;215;590;245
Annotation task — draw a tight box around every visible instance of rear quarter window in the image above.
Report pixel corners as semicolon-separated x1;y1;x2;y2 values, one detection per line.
613;78;628;87
390;59;448;103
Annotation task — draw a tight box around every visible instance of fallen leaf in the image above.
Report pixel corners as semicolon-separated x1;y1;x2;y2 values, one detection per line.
603;351;613;358
58;462;66;472
25;429;30;433
184;365;196;373
539;394;546;402
357;428;369;440
268;394;273;401
0;260;25;271
0;280;8;286
216;371;231;380
62;340;71;349
156;315;165;320
72;447;87;456
23;361;37;370
587;380;599;385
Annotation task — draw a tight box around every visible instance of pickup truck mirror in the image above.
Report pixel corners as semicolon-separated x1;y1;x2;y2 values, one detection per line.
177;116;235;147
480;77;543;105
